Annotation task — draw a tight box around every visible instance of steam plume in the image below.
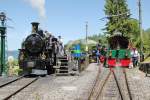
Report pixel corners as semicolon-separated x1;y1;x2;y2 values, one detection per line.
25;0;46;18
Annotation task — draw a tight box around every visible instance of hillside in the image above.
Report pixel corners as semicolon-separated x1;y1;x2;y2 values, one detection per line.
7;50;19;59
145;28;150;33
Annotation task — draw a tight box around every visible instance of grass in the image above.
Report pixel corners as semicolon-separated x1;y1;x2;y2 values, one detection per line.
143;56;150;63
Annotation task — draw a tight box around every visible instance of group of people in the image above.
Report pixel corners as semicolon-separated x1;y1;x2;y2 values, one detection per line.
45;31;64;57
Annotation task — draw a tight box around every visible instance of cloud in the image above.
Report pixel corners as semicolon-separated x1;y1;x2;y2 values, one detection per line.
25;0;46;18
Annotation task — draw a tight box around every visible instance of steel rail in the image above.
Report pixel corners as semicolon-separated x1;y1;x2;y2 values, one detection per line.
95;71;111;100
112;70;124;100
123;69;133;100
0;75;26;88
88;64;102;100
3;77;39;100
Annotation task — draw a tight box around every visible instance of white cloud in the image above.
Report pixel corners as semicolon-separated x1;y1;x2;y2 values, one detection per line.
25;0;46;19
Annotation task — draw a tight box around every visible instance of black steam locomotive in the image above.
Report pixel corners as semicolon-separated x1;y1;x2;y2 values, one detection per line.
18;22;60;75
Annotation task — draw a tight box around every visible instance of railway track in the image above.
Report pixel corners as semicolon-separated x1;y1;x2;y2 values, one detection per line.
113;68;133;100
0;75;25;88
88;64;102;99
123;68;132;100
0;76;39;100
88;67;133;100
88;65;110;100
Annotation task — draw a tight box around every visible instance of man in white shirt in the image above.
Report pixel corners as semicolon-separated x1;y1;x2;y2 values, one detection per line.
57;36;64;57
131;48;139;67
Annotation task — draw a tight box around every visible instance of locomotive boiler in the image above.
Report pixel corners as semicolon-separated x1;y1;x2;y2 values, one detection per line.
18;22;58;75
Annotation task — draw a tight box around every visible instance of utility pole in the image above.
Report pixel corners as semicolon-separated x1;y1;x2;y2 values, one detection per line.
0;12;7;76
138;0;144;61
85;21;88;52
85;21;88;67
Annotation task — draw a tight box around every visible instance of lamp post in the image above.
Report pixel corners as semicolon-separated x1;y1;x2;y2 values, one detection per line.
0;12;7;76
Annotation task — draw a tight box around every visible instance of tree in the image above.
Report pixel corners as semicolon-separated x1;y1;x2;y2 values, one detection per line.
128;19;140;47
104;0;146;51
104;0;131;36
88;33;107;45
143;29;150;54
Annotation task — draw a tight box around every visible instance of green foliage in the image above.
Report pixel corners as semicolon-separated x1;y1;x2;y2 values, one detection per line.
128;19;140;47
127;19;140;36
104;0;149;54
145;28;150;33
65;34;107;52
88;33;107;45
143;30;150;54
130;26;150;54
144;57;150;62
104;0;131;36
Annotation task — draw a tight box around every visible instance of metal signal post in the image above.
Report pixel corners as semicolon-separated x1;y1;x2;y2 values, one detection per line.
85;21;89;68
138;0;144;61
85;21;88;52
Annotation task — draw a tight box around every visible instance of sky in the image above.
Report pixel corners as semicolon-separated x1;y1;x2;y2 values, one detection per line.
0;0;150;50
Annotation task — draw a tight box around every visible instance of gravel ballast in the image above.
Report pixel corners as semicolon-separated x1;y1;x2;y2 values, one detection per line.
126;67;150;100
10;63;99;100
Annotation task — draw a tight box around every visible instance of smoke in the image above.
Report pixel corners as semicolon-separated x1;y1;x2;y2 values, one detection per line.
25;0;46;19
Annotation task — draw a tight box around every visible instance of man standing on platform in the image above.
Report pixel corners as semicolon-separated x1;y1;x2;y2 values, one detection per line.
131;48;139;67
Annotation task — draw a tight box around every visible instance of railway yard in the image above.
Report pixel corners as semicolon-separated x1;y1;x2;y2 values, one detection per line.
0;63;149;100
0;0;150;100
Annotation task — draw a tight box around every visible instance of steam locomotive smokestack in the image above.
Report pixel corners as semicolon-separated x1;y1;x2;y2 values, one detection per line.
31;22;39;33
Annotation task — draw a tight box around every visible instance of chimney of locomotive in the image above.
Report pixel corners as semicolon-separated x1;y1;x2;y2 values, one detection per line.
31;22;39;33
